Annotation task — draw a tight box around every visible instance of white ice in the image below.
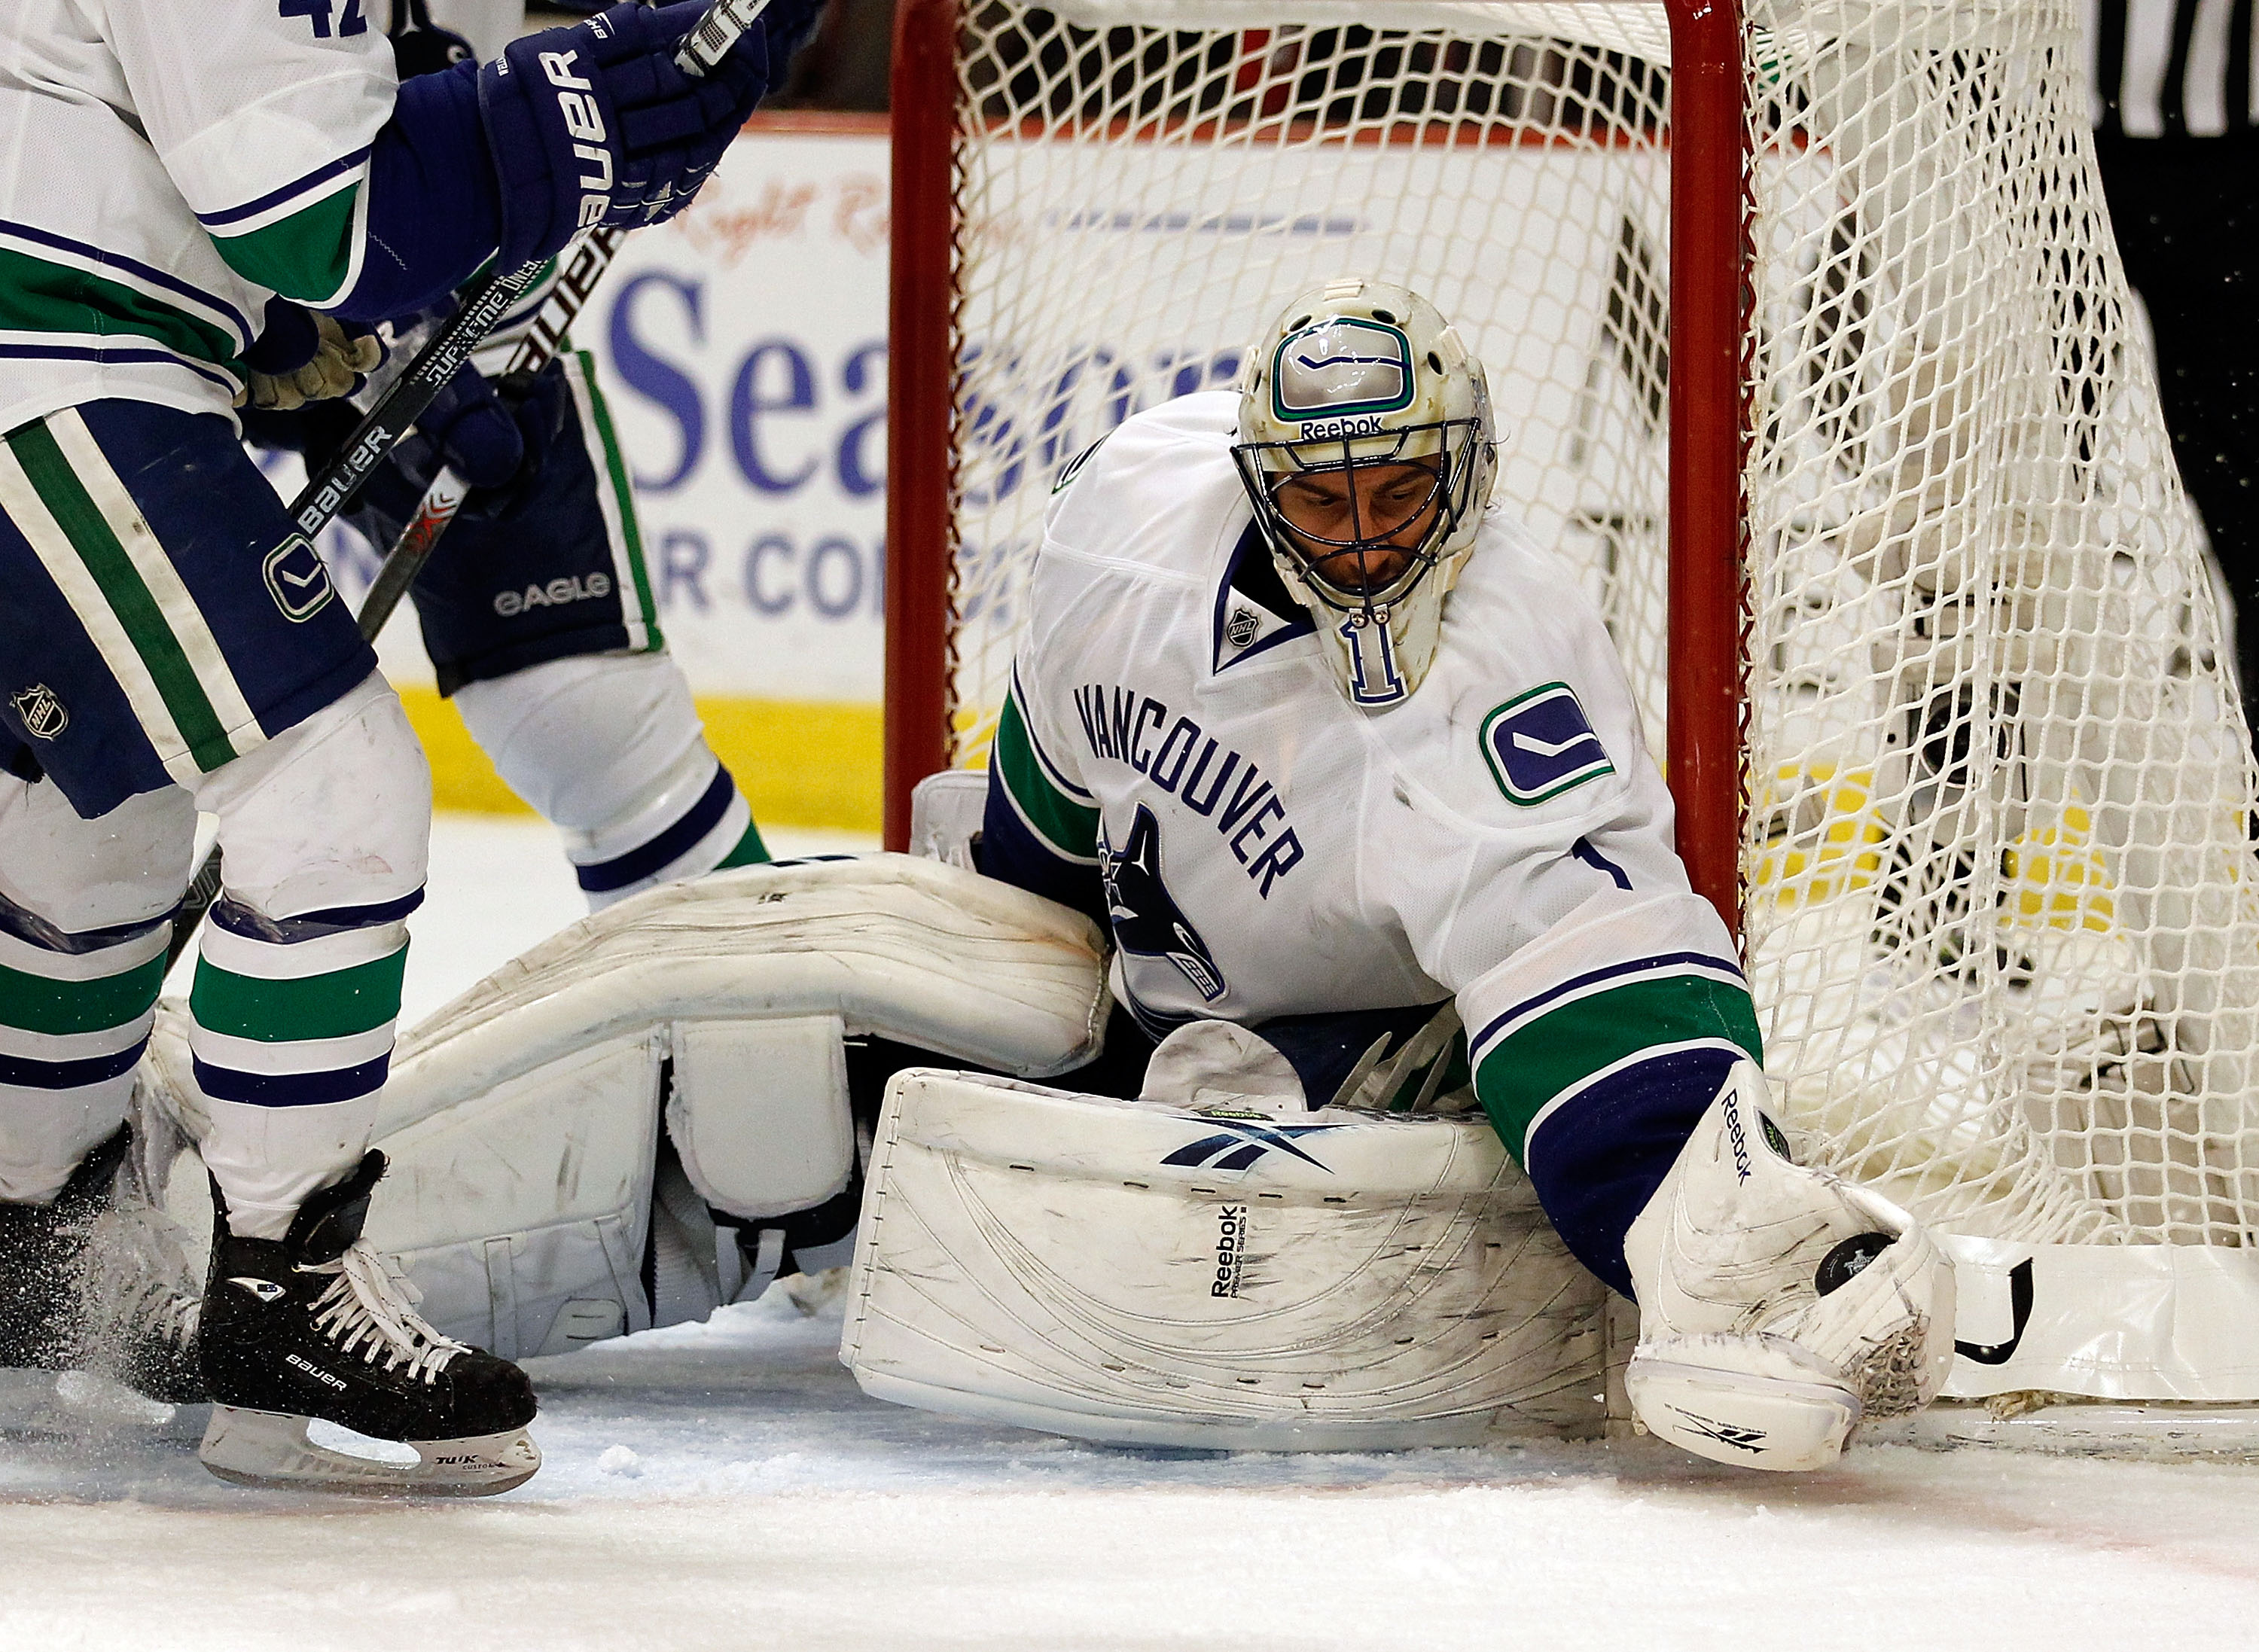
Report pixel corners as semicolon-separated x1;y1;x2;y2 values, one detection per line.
6;817;2259;1650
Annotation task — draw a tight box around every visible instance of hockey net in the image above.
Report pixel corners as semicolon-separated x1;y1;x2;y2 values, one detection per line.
886;0;2259;1411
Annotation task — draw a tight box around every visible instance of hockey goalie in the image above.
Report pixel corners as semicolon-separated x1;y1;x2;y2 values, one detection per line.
123;280;1955;1474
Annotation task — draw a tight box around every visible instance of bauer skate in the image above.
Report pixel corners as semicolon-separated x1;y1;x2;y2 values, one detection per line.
0;1126;205;1427
197;1151;539;1496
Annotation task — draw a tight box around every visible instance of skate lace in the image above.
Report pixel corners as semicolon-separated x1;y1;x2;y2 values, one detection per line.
78;1202;201;1352
119;1273;201;1351
307;1242;469;1383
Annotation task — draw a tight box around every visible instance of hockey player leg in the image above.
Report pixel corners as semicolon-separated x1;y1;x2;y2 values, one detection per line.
454;651;765;908
1622;1060;1956;1471
0;776;203;1413
380;347;767;908
184;674;537;1494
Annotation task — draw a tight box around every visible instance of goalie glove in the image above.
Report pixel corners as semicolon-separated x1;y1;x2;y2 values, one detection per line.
1621;1060;1956;1471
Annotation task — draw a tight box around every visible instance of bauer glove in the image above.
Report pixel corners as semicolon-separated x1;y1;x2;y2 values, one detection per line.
477;0;770;270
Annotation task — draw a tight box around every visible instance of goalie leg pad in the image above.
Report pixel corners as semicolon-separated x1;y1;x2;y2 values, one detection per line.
843;1068;1610;1451
1623;1059;1956;1471
146;857;1109;1356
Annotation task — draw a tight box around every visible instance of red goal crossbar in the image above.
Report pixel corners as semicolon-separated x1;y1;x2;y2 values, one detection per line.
880;0;1751;942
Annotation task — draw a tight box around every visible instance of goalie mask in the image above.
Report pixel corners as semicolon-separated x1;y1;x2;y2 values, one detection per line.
1231;278;1498;709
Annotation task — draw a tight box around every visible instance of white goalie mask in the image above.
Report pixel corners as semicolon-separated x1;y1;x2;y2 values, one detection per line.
1231;278;1499;709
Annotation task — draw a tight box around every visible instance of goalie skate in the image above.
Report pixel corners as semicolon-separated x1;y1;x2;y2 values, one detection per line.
1623;1061;1956;1471
197;1152;539;1497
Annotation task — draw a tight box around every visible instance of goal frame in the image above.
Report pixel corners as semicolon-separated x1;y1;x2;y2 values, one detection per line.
878;0;1750;946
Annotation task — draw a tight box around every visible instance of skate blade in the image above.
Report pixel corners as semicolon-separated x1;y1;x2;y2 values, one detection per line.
198;1406;541;1497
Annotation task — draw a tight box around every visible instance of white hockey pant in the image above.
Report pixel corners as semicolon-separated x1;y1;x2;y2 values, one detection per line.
0;672;427;1233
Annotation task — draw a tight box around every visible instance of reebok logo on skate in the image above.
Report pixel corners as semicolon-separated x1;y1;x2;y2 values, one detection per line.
229;1276;286;1303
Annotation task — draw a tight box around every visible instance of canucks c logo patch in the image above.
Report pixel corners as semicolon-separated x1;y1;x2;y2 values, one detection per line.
1480;682;1614;805
262;535;334;623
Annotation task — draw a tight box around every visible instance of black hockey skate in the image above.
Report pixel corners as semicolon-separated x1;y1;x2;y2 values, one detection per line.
198;1151;540;1495
0;1126;206;1414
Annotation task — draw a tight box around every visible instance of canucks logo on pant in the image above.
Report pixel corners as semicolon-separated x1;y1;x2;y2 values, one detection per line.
1099;805;1227;1003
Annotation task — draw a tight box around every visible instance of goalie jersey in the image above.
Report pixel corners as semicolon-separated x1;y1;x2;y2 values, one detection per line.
980;390;1763;1293
0;1;397;432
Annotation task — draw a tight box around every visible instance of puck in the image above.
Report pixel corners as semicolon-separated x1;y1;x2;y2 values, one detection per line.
1815;1232;1894;1295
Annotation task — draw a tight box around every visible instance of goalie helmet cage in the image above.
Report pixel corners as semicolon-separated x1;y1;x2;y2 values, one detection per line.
882;0;2259;1423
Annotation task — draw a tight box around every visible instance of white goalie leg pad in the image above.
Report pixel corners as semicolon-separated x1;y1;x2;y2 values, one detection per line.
843;1068;1611;1451
147;856;1109;1358
1623;1059;1957;1471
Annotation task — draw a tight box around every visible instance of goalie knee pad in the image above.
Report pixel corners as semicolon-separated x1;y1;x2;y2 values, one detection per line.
453;652;761;907
843;1068;1611;1450
1621;1059;1956;1471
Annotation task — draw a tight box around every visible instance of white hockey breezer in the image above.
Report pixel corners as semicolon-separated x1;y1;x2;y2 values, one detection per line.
1624;1061;1956;1470
842;1068;1611;1450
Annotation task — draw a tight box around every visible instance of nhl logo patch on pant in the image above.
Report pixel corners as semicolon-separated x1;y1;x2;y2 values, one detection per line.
10;683;67;740
262;535;335;623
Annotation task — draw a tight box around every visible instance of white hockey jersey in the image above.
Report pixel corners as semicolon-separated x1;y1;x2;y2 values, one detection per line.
0;1;396;431
992;391;1761;1160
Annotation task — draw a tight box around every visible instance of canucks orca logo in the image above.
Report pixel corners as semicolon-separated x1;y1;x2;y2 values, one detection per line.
1162;1116;1344;1172
1099;804;1226;1001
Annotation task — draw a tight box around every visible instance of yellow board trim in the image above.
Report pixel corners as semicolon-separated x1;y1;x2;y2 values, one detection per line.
396;687;883;833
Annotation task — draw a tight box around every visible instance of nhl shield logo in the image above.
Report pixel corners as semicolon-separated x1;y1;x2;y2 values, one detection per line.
11;684;67;741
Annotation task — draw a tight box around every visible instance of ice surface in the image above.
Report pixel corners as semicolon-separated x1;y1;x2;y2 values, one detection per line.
8;819;2259;1648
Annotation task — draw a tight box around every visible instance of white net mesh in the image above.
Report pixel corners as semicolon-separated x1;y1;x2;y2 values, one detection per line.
931;0;2259;1248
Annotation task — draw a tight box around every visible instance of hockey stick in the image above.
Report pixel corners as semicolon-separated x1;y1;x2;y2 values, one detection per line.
163;0;769;972
352;224;628;637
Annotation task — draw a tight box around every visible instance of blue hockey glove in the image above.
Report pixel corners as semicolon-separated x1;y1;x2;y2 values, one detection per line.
477;1;770;270
413;359;569;495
